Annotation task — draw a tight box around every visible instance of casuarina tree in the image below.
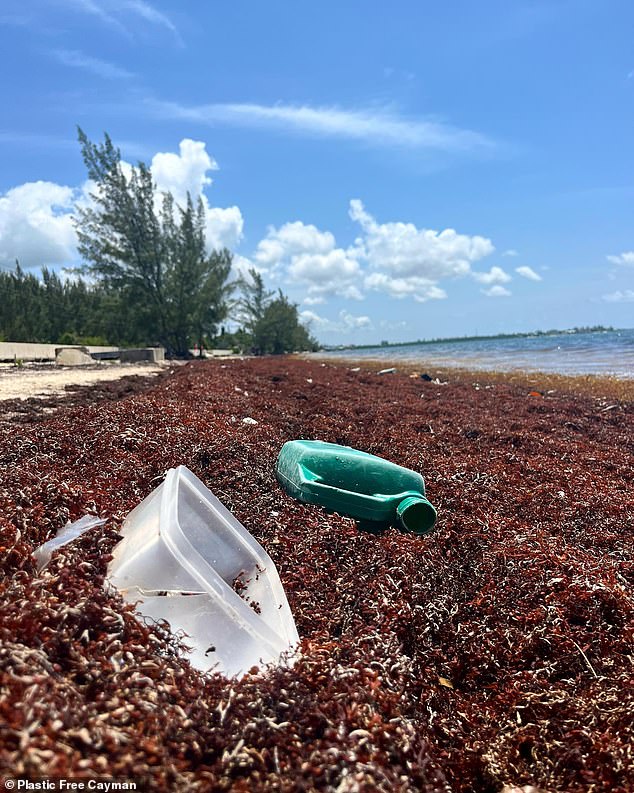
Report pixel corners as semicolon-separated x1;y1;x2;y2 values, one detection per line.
74;129;233;357
252;291;319;355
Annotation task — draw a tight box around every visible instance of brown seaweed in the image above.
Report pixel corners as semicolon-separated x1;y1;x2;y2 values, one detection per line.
0;358;631;791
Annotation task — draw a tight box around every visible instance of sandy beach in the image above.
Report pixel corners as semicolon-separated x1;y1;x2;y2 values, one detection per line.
0;361;167;401
0;357;631;791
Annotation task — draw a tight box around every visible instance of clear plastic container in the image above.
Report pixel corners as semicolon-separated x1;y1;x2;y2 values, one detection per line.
107;466;299;677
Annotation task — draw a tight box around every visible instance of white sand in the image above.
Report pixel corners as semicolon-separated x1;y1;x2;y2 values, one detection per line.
0;363;166;401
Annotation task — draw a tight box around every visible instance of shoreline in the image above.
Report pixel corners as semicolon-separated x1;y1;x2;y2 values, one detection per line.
0;354;632;407
305;354;634;402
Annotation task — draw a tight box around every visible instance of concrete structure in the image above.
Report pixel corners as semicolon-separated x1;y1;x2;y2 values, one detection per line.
0;342;118;362
119;347;165;364
0;342;165;364
55;347;94;366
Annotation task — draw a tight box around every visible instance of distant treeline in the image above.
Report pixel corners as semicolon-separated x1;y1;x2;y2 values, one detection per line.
0;265;150;347
0;264;319;355
327;325;617;352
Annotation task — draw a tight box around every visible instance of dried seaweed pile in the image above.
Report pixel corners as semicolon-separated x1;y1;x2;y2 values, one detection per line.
0;358;632;792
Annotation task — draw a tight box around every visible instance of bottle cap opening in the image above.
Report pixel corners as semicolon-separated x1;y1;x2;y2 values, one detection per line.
396;496;437;535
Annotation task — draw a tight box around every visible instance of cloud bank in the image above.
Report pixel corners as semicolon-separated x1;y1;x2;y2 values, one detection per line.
0;139;242;269
0;181;78;270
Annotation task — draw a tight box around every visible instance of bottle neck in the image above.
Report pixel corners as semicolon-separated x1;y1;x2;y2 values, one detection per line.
396;495;437;535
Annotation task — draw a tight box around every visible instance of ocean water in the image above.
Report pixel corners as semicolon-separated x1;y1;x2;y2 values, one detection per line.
318;329;634;379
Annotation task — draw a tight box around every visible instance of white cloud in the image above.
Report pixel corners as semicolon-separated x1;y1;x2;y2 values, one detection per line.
482;285;511;298
151;139;216;204
379;319;408;330
124;0;181;41
502;249;519;257
254;221;362;299
602;289;634;303
364;272;447;302
65;0;128;34
299;309;328;327
255;222;335;268
204;206;243;251
0;181;78;269
300;309;372;333
515;265;542;281
340;310;372;329
251;203;499;305
289;250;362;299
65;0;181;43
349;200;494;302
150;139;243;251
146;100;495;153
606;251;634;267
350;200;494;279
0;139;241;268
52;49;134;79
472;265;512;285
251;202;502;306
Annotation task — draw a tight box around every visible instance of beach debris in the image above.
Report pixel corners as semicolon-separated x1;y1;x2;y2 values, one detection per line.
420;373;433;381
4;356;633;789
276;439;436;534
349;366;361;372
242;417;258;425
432;378;448;385
528;390;544;397
377;367;397;375
55;346;94;367
33;515;107;571
501;787;548;793
107;466;299;677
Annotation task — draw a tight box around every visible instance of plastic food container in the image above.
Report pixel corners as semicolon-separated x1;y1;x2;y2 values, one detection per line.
107;466;299;677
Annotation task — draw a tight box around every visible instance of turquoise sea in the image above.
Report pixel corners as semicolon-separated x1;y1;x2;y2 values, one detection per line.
318;329;634;379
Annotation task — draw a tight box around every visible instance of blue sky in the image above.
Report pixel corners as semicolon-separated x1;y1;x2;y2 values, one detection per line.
1;0;633;343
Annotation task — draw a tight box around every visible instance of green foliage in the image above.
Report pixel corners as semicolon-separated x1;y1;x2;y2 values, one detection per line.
0;266;151;346
229;270;317;354
234;267;274;334
74;129;233;357
251;291;319;355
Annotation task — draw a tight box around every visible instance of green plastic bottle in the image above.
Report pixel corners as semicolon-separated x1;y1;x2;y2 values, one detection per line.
275;440;437;534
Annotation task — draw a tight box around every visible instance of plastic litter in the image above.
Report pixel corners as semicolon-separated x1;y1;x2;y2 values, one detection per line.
276;440;437;534
107;465;299;677
33;515;107;571
377;367;397;375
